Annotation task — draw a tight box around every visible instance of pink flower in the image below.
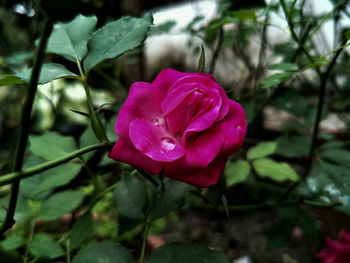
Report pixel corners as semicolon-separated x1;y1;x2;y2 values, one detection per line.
108;68;247;187
317;230;350;263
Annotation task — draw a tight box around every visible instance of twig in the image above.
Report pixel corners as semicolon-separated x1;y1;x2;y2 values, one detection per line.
209;26;224;74
0;19;53;237
0;143;109;187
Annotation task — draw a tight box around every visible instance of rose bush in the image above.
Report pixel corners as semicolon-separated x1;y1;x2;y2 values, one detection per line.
317;230;350;263
108;68;247;187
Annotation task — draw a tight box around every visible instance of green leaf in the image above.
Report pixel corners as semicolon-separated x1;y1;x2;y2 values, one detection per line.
252;158;300;182
72;241;134;263
145;243;231;263
268;62;299;72
247;141;277;159
0;248;22;263
345;29;350;40
229;10;256;21
113;173;148;220
279;120;307;133
79;124;100;161
321;149;350;166
304;106;328;127
151;178;192;219
0;75;25;87
276;136;311;158
196;44;206;72
29;233;64;259
37;190;84;221
16;63;78;84
260;72;293;89
70;212;93;249
306;162;350;215
271;87;308;116
34;163;82;193
83;14;153;72
47;14;97;61
320;140;345;150
22;158;82;198
29;131;77;160
225;160;250;187
149;21;176;35
0;236;25;251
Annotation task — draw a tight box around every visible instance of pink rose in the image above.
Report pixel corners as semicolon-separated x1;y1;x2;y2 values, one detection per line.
317;230;350;263
108;68;247;187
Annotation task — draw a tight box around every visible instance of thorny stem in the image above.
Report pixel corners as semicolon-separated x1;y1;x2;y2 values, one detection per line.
0;19;53;237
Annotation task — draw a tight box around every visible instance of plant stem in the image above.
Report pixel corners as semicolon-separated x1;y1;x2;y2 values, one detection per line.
209;26;224;74
23;217;36;263
307;36;348;170
279;37;348;200
279;0;322;77
0;143;108;187
139;179;158;263
139;217;151;263
76;58;109;143
196;199;341;212
66;239;71;263
0;19;53;237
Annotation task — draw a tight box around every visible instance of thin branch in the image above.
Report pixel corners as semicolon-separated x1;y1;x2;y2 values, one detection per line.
209;26;224;74
196;199;342;212
307;36;349;170
0;143;109;187
0;19;53;237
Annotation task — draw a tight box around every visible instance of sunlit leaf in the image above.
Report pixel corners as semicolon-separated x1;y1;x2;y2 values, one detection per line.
225;160;250;187
46;14;97;61
252;158;300;182
247;141;277;159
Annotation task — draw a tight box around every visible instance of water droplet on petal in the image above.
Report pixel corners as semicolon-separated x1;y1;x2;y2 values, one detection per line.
152;117;166;127
161;137;176;151
236;125;241;130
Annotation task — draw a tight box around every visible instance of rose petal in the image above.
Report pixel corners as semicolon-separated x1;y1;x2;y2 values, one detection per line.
339;230;350;244
115;82;163;142
163;157;228;187
217;100;247;155
108;139;162;174
152;68;191;99
185;127;224;167
129;119;185;162
165;89;205;134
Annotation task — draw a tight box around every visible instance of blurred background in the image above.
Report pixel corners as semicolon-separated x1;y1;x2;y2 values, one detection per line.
1;0;350;262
